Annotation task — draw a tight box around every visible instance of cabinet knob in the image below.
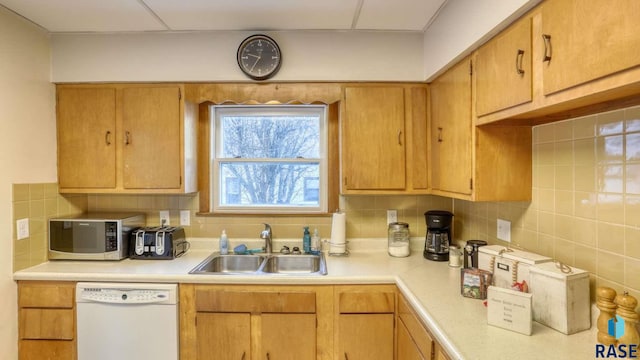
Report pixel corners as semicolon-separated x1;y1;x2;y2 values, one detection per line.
437;127;443;142
125;131;131;145
105;131;112;145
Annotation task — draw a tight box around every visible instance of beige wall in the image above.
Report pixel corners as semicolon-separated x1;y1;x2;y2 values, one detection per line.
1;6;56;359
12;184;87;271
455;105;640;307
86;193;452;244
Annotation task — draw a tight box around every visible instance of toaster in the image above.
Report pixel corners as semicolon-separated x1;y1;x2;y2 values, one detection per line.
129;226;189;260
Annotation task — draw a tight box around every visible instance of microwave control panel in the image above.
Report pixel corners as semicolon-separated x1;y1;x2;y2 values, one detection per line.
105;222;118;251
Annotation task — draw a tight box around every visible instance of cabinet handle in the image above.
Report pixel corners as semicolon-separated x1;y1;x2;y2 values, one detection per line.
515;49;525;75
542;34;552;62
241;352;246;360
125;131;131;145
266;353;270;360
105;131;111;145
437;127;443;142
397;130;403;145
344;353;349;360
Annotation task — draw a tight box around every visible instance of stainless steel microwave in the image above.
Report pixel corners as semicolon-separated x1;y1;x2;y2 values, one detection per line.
48;212;146;260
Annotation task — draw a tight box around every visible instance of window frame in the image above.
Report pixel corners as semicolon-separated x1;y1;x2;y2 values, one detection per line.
210;104;328;214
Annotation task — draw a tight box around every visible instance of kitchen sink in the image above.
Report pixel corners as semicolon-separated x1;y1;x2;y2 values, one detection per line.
189;254;264;274
189;253;327;276
261;254;325;274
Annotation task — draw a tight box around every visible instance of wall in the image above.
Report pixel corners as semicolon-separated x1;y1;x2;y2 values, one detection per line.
51;31;425;82
86;193;453;249
12;183;86;271
454;106;640;308
422;0;541;80
0;6;56;359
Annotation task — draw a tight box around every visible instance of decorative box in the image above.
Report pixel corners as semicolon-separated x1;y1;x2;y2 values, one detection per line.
460;268;493;299
528;262;591;334
478;245;552;289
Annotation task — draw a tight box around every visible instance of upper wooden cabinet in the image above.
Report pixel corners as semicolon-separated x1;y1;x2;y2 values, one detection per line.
475;15;533;116
541;0;640;95
430;57;532;202
341;84;428;194
57;84;197;194
430;58;473;197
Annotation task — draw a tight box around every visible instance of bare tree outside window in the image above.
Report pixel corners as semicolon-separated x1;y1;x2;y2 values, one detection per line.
212;106;327;213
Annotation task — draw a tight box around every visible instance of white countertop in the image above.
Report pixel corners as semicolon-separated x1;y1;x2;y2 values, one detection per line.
14;244;598;360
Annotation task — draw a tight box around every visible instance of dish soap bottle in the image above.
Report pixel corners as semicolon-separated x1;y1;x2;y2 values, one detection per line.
302;226;311;254
220;229;229;255
311;228;320;254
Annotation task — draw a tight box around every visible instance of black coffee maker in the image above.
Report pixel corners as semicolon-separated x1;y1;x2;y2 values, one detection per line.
423;210;453;261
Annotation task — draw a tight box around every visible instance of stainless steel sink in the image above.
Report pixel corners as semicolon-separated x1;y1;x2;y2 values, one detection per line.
189;254;264;274
261;254;326;274
189;253;327;276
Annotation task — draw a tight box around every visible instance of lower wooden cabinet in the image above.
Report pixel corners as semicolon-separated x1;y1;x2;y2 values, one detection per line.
17;281;76;360
335;285;396;360
397;294;451;360
180;284;333;360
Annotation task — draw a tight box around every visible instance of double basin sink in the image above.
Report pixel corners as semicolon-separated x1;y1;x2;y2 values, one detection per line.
189;252;327;276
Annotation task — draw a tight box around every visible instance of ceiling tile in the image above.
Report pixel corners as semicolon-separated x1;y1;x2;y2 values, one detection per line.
145;0;360;31
0;0;166;32
355;0;446;31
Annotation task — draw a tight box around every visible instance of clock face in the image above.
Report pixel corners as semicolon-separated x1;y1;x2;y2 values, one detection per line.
237;35;282;80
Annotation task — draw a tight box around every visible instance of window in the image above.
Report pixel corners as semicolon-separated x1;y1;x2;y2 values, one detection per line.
211;105;327;213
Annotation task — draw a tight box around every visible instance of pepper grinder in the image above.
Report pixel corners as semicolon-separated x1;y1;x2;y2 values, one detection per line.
596;287;618;345
615;292;640;346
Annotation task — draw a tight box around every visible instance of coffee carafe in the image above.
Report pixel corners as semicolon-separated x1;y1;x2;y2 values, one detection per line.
423;210;453;261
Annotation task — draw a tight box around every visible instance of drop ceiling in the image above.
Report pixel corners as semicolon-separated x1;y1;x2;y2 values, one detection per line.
0;0;448;33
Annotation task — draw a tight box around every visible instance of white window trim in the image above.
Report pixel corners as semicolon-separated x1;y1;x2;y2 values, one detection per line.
210;105;328;214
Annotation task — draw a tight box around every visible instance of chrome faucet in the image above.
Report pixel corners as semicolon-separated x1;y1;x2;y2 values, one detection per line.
260;223;272;254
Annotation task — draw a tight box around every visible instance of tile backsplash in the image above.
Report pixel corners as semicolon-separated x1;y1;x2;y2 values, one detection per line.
12;183;87;271
455;105;640;305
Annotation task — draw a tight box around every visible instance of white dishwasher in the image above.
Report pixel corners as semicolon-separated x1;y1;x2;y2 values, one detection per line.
76;282;179;360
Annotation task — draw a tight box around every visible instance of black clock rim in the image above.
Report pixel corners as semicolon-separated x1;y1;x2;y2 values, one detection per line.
237;34;282;81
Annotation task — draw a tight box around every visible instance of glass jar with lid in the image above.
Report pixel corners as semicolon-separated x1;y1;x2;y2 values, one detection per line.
388;222;410;257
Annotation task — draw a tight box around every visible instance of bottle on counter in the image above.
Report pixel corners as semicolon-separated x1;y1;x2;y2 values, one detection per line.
220;229;229;255
311;228;320;254
303;226;311;254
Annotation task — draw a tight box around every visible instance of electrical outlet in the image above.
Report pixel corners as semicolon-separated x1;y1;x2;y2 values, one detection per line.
16;218;29;240
497;219;511;242
159;211;170;226
387;209;398;224
180;210;190;226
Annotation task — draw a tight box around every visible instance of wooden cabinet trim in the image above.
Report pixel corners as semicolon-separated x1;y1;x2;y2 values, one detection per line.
398;295;434;358
195;289;316;313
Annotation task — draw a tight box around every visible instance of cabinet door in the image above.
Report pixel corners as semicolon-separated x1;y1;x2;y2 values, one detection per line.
19;340;75;360
261;314;316;360
57;87;116;189
430;58;473;195
342;87;406;190
122;86;182;189
339;314;394;360
541;0;640;95
397;318;426;360
196;313;250;360
476;16;532;116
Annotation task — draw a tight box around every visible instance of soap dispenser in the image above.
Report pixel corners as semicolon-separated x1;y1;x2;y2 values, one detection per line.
220;229;229;255
302;227;311;254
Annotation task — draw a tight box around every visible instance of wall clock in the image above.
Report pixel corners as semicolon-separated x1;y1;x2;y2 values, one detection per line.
237;34;282;81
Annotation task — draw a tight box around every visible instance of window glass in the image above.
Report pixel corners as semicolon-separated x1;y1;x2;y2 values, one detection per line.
211;105;327;213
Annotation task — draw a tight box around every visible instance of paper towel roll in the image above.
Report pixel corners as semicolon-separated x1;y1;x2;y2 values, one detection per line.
330;212;346;254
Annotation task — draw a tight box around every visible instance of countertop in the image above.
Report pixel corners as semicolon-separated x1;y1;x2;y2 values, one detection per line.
14;242;598;360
